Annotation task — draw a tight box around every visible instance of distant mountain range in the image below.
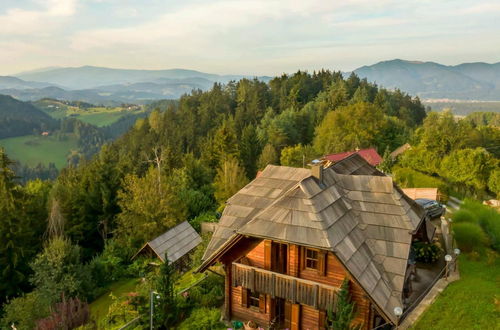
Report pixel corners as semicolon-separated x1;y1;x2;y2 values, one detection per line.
353;59;500;100
0;66;271;104
0;60;499;103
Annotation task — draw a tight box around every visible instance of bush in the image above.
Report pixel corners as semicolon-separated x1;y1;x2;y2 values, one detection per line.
392;167;449;202
452;209;478;224
453;223;488;253
189;273;224;308
177;308;225;330
1;290;51;330
189;211;218;233
460;199;500;252
412;241;442;263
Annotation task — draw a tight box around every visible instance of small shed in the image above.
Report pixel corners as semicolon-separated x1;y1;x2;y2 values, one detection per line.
133;221;202;269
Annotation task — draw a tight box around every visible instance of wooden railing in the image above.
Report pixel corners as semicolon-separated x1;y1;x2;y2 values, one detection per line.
232;262;339;310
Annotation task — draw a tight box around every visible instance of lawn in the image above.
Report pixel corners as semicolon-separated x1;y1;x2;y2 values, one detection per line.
0;134;78;168
89;278;140;326
412;255;500;330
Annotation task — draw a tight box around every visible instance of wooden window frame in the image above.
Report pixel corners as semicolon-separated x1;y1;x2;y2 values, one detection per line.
249;290;260;309
242;288;266;313
305;248;319;270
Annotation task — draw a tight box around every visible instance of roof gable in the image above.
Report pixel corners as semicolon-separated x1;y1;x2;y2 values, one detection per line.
325;148;383;166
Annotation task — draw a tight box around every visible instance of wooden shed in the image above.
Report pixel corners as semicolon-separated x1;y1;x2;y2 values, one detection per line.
133;221;202;269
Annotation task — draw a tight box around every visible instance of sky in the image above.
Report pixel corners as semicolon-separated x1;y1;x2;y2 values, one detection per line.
1;0;499;76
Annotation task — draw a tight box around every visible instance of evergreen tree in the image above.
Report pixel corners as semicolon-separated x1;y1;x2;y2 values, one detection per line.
155;253;178;329
327;279;361;330
239;125;261;179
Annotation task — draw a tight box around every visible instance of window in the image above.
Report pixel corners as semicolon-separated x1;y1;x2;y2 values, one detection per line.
305;248;319;269
249;291;260;308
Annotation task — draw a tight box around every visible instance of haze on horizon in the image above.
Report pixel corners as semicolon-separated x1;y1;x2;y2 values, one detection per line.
1;0;499;76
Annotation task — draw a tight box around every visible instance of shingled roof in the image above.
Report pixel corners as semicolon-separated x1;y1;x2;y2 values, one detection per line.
325;148;383;166
200;158;426;324
136;221;202;263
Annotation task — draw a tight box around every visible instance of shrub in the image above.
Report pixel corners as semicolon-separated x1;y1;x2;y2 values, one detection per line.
460;199;500;252
177;308;225;330
189;211;218;233
189;273;224;308
1;290;51;330
453;223;488;253
452;209;478;224
412;241;442;263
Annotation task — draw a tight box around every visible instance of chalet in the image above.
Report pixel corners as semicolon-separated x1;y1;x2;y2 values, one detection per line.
133;221;201;270
198;154;435;329
324;148;383;167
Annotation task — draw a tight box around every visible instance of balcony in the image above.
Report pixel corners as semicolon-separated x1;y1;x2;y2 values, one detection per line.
231;262;339;310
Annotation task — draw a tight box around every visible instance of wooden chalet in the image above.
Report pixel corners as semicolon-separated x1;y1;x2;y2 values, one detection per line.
198;154;434;329
134;221;201;269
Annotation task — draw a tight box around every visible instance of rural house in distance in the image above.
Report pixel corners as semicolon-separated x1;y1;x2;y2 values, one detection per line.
198;155;436;329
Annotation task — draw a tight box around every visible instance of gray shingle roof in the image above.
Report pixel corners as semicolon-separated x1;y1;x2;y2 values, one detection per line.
201;157;425;324
142;221;202;263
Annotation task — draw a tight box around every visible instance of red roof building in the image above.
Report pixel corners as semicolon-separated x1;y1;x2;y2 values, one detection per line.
324;148;382;166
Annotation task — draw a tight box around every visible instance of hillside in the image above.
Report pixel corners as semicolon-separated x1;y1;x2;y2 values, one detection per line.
14;66;271;90
354;59;500;100
0;94;57;139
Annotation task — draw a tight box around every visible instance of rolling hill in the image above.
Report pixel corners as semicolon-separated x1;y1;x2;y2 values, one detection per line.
0;94;57;139
354;59;500;100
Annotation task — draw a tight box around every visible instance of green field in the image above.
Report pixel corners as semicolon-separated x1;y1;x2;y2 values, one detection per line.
0;134;78;168
413;255;500;330
34;100;144;127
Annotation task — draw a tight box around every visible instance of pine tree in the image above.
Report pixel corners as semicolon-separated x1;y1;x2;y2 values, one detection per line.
239;125;261;179
328;279;362;330
155;253;177;329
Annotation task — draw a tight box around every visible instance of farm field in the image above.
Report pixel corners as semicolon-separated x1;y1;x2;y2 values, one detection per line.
0;134;78;168
34;99;144;127
412;254;500;330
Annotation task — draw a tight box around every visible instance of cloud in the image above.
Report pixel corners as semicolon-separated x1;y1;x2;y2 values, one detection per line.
0;0;77;35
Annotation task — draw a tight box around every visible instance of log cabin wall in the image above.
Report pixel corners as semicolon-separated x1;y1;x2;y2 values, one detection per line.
233;240;371;329
231;286;271;326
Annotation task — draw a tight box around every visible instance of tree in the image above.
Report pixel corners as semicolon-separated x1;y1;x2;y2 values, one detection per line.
280;144;318;168
155;253;178;328
213;157;249;209
30;237;90;302
116;167;187;250
313;102;388;155
378;147;394;174
440;148;497;192
258;144;279;170
327;279;362;330
239;125;261;179
488;169;500;198
0;148;37;303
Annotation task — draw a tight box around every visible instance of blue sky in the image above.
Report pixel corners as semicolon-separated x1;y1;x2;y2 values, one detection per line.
1;0;499;75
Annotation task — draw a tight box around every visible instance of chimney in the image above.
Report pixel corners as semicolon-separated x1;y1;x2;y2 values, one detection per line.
311;163;324;183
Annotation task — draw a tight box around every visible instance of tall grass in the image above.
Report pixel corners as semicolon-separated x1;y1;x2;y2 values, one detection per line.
458;199;500;252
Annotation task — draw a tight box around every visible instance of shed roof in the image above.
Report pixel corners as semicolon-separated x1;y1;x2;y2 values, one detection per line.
200;157;425;324
325;148;383;166
137;221;202;263
402;188;439;201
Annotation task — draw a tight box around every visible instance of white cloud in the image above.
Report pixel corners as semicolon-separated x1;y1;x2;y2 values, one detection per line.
0;0;77;35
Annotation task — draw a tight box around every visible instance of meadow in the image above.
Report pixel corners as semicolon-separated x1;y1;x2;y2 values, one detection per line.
0;134;78;169
34;100;144;127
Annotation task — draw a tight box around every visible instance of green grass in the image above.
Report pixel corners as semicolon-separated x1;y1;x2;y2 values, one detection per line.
412;255;500;330
0;134;78;168
176;270;206;293
89;278;140;325
34;100;144;127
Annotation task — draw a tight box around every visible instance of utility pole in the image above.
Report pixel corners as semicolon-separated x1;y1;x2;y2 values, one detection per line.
150;290;160;330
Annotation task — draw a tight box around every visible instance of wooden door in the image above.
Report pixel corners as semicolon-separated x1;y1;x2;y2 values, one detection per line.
291;303;301;330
